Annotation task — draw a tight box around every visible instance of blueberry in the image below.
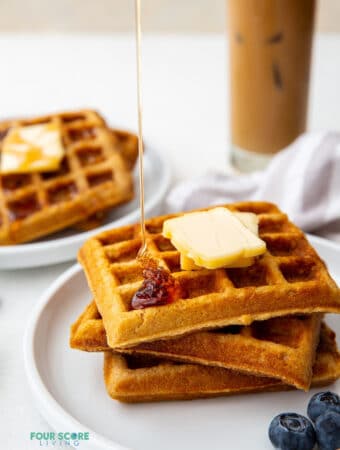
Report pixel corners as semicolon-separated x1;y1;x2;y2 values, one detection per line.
308;391;340;422
315;411;340;450
269;413;316;450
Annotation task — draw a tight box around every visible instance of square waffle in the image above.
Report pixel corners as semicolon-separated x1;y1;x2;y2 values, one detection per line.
78;201;340;348
72;127;138;232
103;323;340;402
112;129;138;171
71;302;321;390
0;110;135;244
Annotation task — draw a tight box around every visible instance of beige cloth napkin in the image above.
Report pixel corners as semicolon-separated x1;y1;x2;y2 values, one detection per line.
166;132;340;242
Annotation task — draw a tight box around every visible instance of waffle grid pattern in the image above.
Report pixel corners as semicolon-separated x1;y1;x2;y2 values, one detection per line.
0;110;135;244
71;301;322;390
79;202;340;348
103;323;340;402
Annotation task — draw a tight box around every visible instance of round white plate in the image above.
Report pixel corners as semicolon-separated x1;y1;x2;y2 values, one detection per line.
0;146;170;270
24;235;340;450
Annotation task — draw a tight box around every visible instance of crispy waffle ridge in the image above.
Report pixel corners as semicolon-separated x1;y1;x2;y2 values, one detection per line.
72;128;138;232
0;110;135;244
112;129;138;171
79;202;340;349
71;301;322;390
103;323;340;403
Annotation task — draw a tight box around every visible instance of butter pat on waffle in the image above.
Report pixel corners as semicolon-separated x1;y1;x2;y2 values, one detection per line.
0;110;135;244
71;302;322;390
162;208;266;269
78;202;340;349
103;323;340;402
1;122;65;174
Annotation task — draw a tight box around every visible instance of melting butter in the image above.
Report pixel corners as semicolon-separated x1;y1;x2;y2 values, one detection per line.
163;208;266;270
1;123;65;174
180;253;255;270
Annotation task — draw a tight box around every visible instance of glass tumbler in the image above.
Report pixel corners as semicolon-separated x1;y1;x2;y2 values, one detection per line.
228;0;316;172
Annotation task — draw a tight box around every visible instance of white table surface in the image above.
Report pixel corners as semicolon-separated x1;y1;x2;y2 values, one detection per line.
1;32;340;450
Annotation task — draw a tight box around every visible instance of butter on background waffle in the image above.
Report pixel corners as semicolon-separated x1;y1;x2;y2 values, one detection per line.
103;323;340;403
78;202;340;349
0;110;137;245
71;301;322;390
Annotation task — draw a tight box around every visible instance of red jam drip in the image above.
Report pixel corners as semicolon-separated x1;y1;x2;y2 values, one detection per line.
131;263;182;310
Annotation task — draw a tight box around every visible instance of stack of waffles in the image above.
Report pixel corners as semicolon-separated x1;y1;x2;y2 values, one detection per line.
70;201;340;402
0;110;138;244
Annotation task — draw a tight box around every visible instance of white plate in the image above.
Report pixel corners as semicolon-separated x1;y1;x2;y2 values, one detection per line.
0;146;170;270
24;235;340;450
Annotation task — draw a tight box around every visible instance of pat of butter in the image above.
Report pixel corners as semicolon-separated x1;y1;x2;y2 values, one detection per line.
1;123;65;174
180;253;255;271
163;208;266;270
233;212;259;236
179;212;258;270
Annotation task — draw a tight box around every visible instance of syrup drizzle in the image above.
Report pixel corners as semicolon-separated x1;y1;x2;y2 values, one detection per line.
130;1;184;309
135;0;147;258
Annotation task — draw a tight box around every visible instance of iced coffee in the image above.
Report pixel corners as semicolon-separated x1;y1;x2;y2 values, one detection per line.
228;0;316;171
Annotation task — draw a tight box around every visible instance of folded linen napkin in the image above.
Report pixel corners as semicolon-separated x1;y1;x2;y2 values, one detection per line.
166;132;340;242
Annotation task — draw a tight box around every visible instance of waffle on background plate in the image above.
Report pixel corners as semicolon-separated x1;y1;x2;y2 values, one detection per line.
78;201;340;349
70;302;322;391
0;110;138;245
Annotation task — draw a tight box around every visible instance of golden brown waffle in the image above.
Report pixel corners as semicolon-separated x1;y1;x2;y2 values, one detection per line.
112;129;138;171
104;323;340;402
0;110;134;244
72;127;138;232
78;201;340;349
71;302;109;352
71;302;321;390
72;211;109;232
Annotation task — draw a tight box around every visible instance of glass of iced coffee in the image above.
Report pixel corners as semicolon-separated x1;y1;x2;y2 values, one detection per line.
228;0;316;172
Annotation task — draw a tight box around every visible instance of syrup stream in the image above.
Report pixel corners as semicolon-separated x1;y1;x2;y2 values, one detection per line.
131;3;183;308
135;0;147;257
